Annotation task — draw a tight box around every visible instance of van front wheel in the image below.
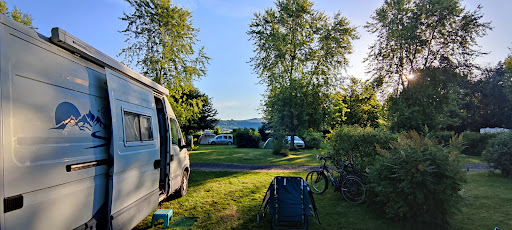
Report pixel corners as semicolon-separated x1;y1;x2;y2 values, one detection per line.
178;171;189;197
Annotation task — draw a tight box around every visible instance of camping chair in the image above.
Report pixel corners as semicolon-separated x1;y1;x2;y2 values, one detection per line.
257;176;320;230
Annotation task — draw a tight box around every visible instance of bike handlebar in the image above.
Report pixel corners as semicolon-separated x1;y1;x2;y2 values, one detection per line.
316;155;352;171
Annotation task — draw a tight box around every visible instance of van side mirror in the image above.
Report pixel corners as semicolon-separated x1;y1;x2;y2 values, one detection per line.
187;135;193;150
179;135;193;150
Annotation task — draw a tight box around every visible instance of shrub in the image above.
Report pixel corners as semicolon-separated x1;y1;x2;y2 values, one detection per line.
367;131;465;228
427;130;454;146
233;128;261;148
298;129;323;149
483;132;512;177
271;134;290;156
460;131;497;156
328;126;396;171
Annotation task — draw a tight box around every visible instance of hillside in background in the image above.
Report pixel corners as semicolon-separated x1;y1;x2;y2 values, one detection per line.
217;118;264;132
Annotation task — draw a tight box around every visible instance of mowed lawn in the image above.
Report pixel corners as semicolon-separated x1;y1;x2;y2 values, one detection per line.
135;171;512;230
190;145;328;166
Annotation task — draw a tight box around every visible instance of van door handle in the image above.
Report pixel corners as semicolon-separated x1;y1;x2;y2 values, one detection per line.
154;159;161;169
66;159;110;172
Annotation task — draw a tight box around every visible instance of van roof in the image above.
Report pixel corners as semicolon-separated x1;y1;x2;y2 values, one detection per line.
50;28;169;96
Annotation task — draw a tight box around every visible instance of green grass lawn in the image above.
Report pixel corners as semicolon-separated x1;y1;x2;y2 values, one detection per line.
459;154;483;164
135;171;511;230
190;145;327;166
453;171;512;229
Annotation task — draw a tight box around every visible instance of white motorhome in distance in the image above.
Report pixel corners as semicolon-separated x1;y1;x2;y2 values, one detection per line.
0;14;191;230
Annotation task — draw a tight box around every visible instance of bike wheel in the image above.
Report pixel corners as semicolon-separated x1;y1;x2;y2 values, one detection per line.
306;171;328;194
341;176;366;204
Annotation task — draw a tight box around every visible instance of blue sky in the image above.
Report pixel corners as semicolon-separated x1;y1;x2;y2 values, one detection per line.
8;0;512;120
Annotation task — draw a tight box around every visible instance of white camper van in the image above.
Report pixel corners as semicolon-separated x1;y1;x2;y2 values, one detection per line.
0;14;190;230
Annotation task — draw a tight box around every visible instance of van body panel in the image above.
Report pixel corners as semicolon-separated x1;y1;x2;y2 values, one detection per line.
105;68;160;217
1;16;109;229
0;13;190;230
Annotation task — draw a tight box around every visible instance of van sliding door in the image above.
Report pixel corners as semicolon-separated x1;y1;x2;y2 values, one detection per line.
105;68;160;229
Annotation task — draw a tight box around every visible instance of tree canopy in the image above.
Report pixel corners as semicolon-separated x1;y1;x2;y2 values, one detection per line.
332;78;384;129
365;0;491;95
0;0;35;28
119;0;211;127
248;0;358;140
388;67;463;133
178;88;219;135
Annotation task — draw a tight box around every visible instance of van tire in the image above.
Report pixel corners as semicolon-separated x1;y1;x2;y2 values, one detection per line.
178;171;189;197
227;141;232;145
211;141;216;145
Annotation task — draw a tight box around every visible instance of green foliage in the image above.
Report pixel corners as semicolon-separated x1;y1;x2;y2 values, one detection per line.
367;131;466;228
271;134;290;156
248;0;358;136
467;63;512;130
427;130;455;146
483;132;512;177
0;0;35;28
258;123;271;142
388;68;463;133
119;0;209;126
213;126;221;135
365;0;491;94
331;77;385;129
178;88;219;135
298;129;323;149
263;78;329;136
233;128;261;148
460;131;496;156
328;126;396;171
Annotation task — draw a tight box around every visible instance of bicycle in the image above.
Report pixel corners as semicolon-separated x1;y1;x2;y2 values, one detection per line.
306;155;366;204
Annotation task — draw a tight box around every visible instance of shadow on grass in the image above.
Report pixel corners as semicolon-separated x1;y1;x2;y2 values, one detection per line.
134;171;399;230
190;145;328;166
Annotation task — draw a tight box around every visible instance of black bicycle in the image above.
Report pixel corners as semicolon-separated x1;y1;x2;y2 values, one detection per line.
306;155;366;203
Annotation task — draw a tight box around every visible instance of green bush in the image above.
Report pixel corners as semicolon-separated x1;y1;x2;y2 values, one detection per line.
427;130;454;146
233;128;261;148
328;126;396;171
298;129;323;149
270;134;290;156
367;131;465;229
461;131;497;156
483;132;512;177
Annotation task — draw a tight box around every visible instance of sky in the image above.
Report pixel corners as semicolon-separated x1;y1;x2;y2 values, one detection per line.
8;0;512;120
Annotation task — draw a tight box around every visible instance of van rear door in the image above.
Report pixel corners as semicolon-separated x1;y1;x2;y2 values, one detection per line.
105;68;160;229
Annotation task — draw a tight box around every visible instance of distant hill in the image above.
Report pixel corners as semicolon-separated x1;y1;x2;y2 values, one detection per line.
217;118;264;132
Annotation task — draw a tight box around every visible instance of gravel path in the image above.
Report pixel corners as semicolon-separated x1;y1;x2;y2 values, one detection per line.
191;162;490;172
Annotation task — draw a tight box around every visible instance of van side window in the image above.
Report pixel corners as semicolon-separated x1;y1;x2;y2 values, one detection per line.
170;119;179;146
123;111;153;142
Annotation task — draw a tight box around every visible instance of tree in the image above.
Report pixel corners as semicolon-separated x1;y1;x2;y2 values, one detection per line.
388;68;463;133
332;77;384;129
119;0;209;125
248;0;358;148
0;0;36;28
460;61;512;131
365;0;491;95
178;88;219;135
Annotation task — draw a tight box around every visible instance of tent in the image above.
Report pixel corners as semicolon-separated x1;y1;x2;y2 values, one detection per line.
198;132;216;144
262;138;275;149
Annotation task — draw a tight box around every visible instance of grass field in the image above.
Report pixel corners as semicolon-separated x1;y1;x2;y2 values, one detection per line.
190;145;327;166
458;154;483;164
134;171;511;230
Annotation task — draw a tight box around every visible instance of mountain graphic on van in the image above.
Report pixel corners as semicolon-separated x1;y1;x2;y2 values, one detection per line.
51;102;109;148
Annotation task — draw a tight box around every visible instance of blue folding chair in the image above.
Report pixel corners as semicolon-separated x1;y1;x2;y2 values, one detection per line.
257;176;320;230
